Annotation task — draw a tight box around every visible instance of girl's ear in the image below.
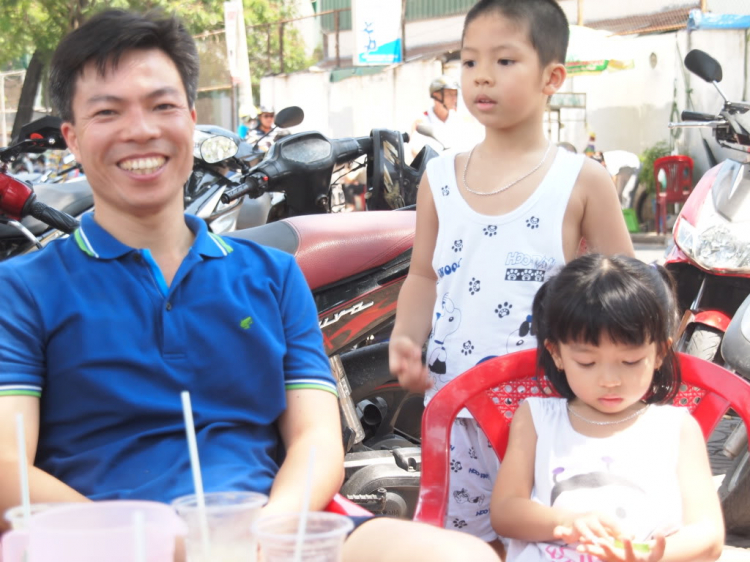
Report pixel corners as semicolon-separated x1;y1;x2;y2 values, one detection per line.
544;339;564;371
655;337;673;369
542;62;566;96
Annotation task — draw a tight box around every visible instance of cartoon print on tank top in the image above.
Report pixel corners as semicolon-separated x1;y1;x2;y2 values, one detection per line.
550;457;654;542
428;294;462;382
506;314;536;354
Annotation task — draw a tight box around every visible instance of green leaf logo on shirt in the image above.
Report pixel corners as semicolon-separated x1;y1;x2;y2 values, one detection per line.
240;316;254;330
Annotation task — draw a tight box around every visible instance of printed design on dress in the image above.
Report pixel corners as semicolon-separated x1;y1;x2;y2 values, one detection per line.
450;459;463;473
506;314;536;353
437;258;462;279
526;216;540;229
441;185;450;196
428;294;461;382
467;447;478;460
452;239;463;252
461;341;474;356
495;301;513;319
505;251;556;283
453;488;485;505
549;457;654;544
468;277;480;295
452;518;468;529
483;225;498;237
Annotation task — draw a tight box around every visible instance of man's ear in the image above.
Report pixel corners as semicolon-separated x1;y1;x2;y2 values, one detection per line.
190;107;197;124
542;62;566;96
61;122;81;162
544;339;564;370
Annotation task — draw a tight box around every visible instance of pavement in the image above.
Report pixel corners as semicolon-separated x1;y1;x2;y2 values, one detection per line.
633;235;750;559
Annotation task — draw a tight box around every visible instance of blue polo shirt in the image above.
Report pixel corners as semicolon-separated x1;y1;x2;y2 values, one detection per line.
0;213;335;502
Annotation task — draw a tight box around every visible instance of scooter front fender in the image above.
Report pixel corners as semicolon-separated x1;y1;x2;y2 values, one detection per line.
677;309;732;342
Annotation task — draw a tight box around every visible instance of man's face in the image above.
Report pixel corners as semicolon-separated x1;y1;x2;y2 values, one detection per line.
259;112;275;130
61;48;197;220
438;88;459;111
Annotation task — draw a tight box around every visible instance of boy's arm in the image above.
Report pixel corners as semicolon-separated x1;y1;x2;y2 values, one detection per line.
0;395;88;531
389;173;439;391
264;389;344;516
578;159;635;257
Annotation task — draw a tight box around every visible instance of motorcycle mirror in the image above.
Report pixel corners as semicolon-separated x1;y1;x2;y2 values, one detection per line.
274;106;304;129
685;49;723;84
200;135;239;164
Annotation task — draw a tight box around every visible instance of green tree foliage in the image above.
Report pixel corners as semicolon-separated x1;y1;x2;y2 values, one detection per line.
638;141;672;195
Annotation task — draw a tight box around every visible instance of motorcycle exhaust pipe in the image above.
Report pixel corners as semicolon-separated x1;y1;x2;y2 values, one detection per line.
330;355;366;449
723;423;749;460
358;397;388;428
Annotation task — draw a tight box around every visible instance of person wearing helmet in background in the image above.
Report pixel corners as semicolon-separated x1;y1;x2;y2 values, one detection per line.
410;75;475;158
247;105;282;152
254;105;276;136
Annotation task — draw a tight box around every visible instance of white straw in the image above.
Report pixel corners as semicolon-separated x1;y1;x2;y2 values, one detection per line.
15;413;31;525
180;391;211;558
293;446;317;562
132;510;146;562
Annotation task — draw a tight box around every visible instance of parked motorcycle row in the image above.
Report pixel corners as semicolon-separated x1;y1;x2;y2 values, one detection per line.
1;48;749;529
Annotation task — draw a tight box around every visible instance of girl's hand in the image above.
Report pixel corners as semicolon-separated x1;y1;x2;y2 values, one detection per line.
389;336;431;392
577;533;667;562
553;512;621;546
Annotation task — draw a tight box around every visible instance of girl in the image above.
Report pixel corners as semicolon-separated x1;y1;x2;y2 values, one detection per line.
491;254;724;562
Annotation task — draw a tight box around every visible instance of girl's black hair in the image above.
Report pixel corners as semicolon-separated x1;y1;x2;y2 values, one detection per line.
532;254;681;404
462;0;569;66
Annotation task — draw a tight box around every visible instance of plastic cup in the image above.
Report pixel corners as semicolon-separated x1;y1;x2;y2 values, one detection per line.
4;503;76;530
171;491;268;562
253;512;354;562
1;500;186;562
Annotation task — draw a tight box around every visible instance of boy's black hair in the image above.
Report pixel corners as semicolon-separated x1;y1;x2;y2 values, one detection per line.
49;9;199;123
463;0;569;67
532;254;681;404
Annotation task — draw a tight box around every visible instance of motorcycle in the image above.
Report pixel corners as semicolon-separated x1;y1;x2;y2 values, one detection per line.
719;293;750;533
1;124;436;517
666;48;750;529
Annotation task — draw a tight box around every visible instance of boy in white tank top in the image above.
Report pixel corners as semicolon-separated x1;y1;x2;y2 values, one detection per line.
389;0;635;557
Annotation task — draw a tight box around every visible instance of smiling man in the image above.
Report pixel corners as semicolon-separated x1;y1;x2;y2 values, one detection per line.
0;9;499;561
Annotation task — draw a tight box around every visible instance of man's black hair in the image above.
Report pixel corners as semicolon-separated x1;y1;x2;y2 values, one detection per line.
463;0;570;66
532;254;682;404
49;9;199;123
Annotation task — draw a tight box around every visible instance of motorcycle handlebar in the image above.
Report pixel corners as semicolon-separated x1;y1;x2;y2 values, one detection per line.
24;196;80;234
682;110;718;122
220;174;265;204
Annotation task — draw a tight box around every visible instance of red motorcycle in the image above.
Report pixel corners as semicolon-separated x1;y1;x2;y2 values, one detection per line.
667;49;750;530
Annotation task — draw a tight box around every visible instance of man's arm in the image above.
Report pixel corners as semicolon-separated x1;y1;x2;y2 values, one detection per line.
264;389;344;515
0;395;88;531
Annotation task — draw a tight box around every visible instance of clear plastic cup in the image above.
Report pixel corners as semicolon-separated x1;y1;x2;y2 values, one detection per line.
4;503;76;530
171;491;268;562
1;500;185;562
253;512;354;562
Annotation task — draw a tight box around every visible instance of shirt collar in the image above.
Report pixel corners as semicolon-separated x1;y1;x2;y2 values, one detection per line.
73;213;233;260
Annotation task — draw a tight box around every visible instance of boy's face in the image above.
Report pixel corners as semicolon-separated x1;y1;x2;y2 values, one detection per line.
460;12;564;131
61;48;197;221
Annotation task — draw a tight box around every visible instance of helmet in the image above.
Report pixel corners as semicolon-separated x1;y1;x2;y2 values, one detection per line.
429;75;459;96
239;104;256;122
258;104;275;115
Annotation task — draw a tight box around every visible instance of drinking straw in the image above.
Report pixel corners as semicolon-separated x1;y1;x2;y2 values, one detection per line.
15;413;31;526
180;391;211;558
133;510;146;562
292;446;316;562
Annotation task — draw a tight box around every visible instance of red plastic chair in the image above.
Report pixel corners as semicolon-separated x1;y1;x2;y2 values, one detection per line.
654;155;694;234
413;349;750;527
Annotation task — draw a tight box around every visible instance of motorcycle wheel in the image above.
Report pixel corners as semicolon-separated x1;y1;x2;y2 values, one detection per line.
683;325;722;362
718;449;750;533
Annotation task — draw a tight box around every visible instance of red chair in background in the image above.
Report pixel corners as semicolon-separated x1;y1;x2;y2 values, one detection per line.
654;155;694;234
413;349;750;527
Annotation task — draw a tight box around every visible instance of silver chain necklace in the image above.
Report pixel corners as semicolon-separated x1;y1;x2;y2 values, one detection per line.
566;403;649;426
462;140;553;196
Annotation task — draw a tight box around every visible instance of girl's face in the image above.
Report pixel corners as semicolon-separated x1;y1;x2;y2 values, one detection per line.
546;333;665;419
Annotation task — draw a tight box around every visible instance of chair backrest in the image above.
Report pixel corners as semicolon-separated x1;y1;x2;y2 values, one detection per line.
413;348;750;527
654;155;694;203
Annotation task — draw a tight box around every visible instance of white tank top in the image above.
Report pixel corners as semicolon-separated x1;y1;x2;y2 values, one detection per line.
424;147;584;411
507;398;685;561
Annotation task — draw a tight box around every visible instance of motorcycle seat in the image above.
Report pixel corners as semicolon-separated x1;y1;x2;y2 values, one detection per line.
0;177;93;239
230;210;416;290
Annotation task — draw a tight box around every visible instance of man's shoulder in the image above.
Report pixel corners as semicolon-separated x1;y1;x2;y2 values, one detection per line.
0;237;73;278
221;234;295;272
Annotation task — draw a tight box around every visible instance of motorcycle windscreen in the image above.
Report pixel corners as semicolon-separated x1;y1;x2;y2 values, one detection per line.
368;129;406;211
712;160;750;223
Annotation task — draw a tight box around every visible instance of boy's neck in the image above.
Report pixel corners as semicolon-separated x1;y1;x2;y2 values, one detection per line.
481;124;549;157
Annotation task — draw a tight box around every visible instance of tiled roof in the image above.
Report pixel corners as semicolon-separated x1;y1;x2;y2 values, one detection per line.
587;5;699;35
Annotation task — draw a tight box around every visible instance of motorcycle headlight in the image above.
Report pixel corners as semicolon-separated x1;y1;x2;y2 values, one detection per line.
675;216;750;272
